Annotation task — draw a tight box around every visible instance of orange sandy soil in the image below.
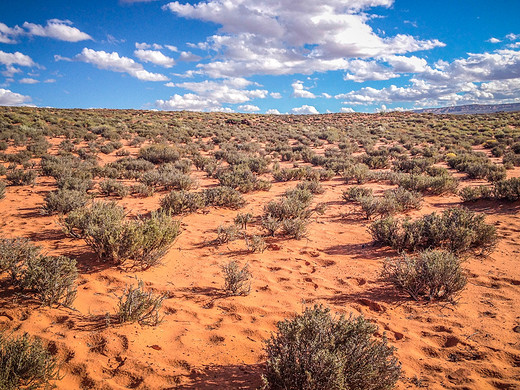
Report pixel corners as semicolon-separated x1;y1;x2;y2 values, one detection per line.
1;138;520;390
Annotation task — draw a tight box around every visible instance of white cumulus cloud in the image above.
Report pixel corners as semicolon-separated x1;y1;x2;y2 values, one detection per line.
291;105;319;114
134;49;175;68
23;19;91;42
0;22;24;44
0;88;31;106
74;48;169;81
292;80;316;98
19;78;39;84
0;51;36;67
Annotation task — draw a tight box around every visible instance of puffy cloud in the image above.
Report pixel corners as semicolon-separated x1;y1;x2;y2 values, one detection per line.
1;66;22;77
487;37;501;44
0;22;24;44
179;51;202;62
238;104;260;112
0;88;31;106
335;49;520;107
74;48;169;81
19;78;39;84
343;55;427;82
135;42;163;50
340;107;355;113
157;77;268;111
23;19;91;42
266;108;281;114
164;0;444;78
270;92;282;99
0;51;36;67
156;93;221;111
134;49;175;67
506;33;520;41
291;105;319;114
292;80;316;98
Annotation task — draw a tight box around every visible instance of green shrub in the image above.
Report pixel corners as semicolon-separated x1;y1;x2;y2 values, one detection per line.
296;180;324;194
131;183;155;198
369;207;498;255
0;182;5;200
343;163;370;184
117;280;165;326
281;217;309;239
22;255;77;307
342;186;373;202
139;143;180;164
62;202;181;268
0;332;60;390
234;212;253;230
0;238;40;282
216;165;271;193
41;189;89;215
382;250;467;301
160;190;205;214
459;185;493;202
6;169;37;186
494;178;520;201
245;235;267;253
203;186;246;209
263;305;401;390
221;260;251;296
216;224;241;244
99;179;129;197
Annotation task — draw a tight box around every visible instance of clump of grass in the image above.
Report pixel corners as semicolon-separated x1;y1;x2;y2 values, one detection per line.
0;332;61;390
263;305;401;390
117;280;165;326
221;260;251;296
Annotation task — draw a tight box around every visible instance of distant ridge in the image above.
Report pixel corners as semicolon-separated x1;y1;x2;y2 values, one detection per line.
412;103;520;115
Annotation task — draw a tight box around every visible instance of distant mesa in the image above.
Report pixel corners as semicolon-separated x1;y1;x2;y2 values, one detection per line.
412;103;520;115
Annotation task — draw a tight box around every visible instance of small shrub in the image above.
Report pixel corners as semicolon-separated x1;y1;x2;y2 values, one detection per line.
263;305;401;390
0;182;5;199
62;202;181;268
6;169;37;186
0;238;40;282
139;144;180;164
296;180;324;195
459;186;493;202
117;280;165;326
41;189;89;215
99;179;129;197
369;207;498;255
494;178;520;201
221;260;251;296
262;215;282;236
131;183;155;198
22;255;77;307
216;224;241;244
203;186;246;209
245;235;267;253
160;190;205;214
382;250;467;301
281;217;309;239
234;212;253;229
0;332;60;390
342;186;373;202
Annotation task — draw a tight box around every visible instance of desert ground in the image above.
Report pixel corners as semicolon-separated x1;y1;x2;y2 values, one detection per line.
1;107;519;389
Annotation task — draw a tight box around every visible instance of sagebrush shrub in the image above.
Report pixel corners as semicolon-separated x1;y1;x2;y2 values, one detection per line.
0;181;5;199
459;185;493;202
160;190;205;214
234;212;253;229
245;235;267;253
342;186;373;202
0;332;60;390
6;169;37;186
41;188;89;215
382;250;467;301
62;202;181;268
117;280;165;326
99;179;129;197
263;305;401;390
139;144;180;164
216;224;241;244
221;260;251;296
22;255;77;306
494;178;520;201
0;238;40;282
369;207;497;255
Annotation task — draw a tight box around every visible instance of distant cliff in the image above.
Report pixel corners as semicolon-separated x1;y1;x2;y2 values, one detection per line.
412;103;520;114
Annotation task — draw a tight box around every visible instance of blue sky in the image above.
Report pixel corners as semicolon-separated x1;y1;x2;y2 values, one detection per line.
0;0;519;113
